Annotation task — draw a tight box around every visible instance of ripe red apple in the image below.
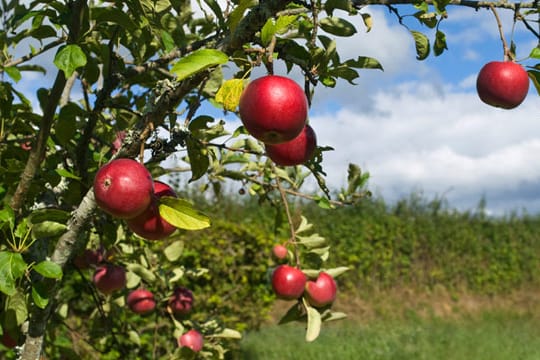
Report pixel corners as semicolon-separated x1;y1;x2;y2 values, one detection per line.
127;289;156;314
271;265;307;300
304;272;337;308
239;75;308;144
265;124;317;166
93;158;154;219
73;248;104;269
93;264;126;295
1;331;17;348
126;180;177;240
476;61;530;109
272;244;288;260
168;287;194;315
178;329;204;352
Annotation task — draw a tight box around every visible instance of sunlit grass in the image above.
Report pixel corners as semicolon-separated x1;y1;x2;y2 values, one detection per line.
236;311;540;360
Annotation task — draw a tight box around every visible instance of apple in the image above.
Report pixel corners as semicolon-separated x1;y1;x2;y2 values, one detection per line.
168;287;194;315
1;331;17;348
127;289;156;314
239;75;308;144
304;272;337;308
178;329;204;352
265;124;317;166
93;264;126;295
126;180;177;240
476;61;530;109
73;248;104;269
111;131;126;155
272;244;288;260
93;158;154;219
271;265;307;300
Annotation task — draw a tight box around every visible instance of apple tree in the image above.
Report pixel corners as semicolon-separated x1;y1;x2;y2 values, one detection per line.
0;0;539;359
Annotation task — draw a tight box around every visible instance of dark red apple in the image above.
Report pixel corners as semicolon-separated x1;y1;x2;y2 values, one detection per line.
272;244;288;260
168;287;194;315
178;329;204;352
304;272;337;308
1;331;17;348
93;264;126;295
93;158;154;219
476;61;530;109
271;265;307;300
126;180;177;240
127;289;156;314
239;75;308;144
73;248;104;269
265;124;317;166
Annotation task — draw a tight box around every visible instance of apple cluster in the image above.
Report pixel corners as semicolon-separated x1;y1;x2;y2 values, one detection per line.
93;158;177;240
271;264;338;308
239;75;318;166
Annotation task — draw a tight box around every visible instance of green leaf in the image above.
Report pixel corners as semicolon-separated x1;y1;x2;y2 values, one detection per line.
54;45;87;77
161;31;176;53
346;56;384;71
126;263;156;283
322;311;347;322
164;240;184;262
28;209;70;224
319;16;357;37
411;30;430;60
5;290;28;327
186;137;210;181
207;328;243;339
32;282;49;309
361;13;372;32
4;66;21;82
304;299;322;342
33;260;62;279
215;78;244;111
528;70;540;96
296;233;327;248
278;302;305;325
295;216;313;234
0;252;27;296
228;0;257;33
324;266;349;278
90;6;138;31
530;47;540;60
159;197;211;230
55;168;81;180
170;49;228;81
434;30;448;56
32;221;67;238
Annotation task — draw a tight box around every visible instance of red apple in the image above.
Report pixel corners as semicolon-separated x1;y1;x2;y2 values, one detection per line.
93;264;126;295
239;75;308;144
304;272;337;308
178;329;204;352
1;331;17;348
93;158;154;219
476;61;530;109
73;248;104;269
272;244;288;260
271;265;307;300
168;287;194;315
111;131;126;155
127;289;156;314
126;180;177;240
265;124;317;166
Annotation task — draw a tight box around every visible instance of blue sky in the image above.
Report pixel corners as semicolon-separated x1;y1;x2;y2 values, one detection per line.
7;2;540;214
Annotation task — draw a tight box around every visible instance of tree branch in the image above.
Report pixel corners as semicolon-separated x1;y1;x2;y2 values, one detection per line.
352;0;539;9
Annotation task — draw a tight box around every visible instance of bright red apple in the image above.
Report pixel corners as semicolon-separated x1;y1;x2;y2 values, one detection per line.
178;329;204;352
239;75;308;144
265;124;317;166
126;180;177;240
304;272;337;308
127;289;156;314
271;265;307;300
272;244;288;260
93;158;154;219
476;61;530;109
93;264;126;295
168;287;194;315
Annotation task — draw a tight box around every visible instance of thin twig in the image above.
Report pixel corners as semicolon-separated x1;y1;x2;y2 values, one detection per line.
489;4;511;60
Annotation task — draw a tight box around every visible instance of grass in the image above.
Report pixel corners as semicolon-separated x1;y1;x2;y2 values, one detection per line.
235;311;540;360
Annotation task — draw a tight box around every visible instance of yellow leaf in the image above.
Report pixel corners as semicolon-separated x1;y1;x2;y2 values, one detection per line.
159;197;211;230
215;78;244;111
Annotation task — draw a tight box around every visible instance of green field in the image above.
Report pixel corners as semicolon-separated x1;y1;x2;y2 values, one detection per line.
236;311;540;360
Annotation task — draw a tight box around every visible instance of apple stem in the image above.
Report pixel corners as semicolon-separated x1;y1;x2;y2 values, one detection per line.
489;4;512;61
265;35;277;75
273;164;301;268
